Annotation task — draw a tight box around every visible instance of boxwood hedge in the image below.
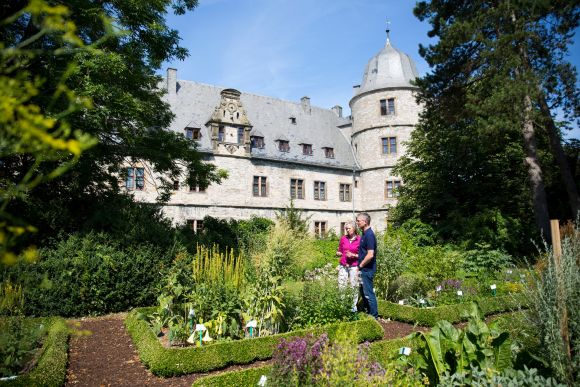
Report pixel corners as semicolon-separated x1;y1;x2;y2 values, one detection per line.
0;317;68;387
125;307;383;377
377;294;526;326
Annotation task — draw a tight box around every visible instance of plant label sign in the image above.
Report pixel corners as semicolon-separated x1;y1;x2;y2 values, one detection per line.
399;347;412;356
398;300;405;305
457;290;463;296
436;285;442;292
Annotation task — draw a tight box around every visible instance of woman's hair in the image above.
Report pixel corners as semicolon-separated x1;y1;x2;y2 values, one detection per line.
344;220;356;231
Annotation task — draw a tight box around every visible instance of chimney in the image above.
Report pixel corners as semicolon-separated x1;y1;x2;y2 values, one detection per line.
167;68;177;97
331;105;343;118
352;85;360;95
301;96;311;114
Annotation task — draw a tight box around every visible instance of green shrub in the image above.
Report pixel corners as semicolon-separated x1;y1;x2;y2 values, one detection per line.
6;232;172;316
0;317;69;387
0;317;45;377
439;366;565;387
402;302;513;385
192;365;272;386
525;230;580;385
377;294;526;326
309;240;340;270
389;273;433;302
125;308;383;376
462;243;513;276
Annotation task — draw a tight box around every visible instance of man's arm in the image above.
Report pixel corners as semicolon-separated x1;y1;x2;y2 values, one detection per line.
359;249;374;268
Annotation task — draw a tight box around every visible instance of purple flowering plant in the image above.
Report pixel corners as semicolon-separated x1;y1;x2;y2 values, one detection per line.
270;333;329;385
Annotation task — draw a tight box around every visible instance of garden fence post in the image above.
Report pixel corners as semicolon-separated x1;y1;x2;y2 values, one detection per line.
550;219;571;367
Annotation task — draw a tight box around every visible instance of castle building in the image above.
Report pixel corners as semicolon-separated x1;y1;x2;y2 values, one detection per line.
130;33;420;235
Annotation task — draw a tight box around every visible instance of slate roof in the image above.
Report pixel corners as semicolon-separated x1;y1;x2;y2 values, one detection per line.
166;80;357;170
357;40;419;95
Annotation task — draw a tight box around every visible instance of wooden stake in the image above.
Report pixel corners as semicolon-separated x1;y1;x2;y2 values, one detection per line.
550;219;562;261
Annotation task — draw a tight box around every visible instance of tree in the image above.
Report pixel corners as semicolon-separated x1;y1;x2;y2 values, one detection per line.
396;0;579;244
1;0;98;264
1;0;225;243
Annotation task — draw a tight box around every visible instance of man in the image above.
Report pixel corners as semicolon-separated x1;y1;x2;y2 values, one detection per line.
356;212;378;319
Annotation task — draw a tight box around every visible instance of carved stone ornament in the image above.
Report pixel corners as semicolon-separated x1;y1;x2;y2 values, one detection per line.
225;144;237;154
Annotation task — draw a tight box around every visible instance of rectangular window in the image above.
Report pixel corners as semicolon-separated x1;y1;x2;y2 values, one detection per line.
126;167;145;190
385;180;402;198
382;137;397;154
290;178;304;199
173;180;179;190
186;219;204;233
251;136;265;149
314;181;326;200
237;127;245;144
323;147;335;158
253;176;267;197
278;140;290;152
189;178;206;193
302;144;313;156
185;127;201;140
340;222;347;235
218;126;225;142
314;221;327;239
380;98;396;116
339;183;352;202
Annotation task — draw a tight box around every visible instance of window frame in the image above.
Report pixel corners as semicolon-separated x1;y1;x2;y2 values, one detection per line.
302;143;313;156
126;167;145;191
339;183;352;202
251;136;265;149
313;180;326;200
379;98;396;116
290;178;305;200
278;140;290;152
253;176;268;197
323;147;335;159
314;221;327;239
185;127;201;140
381;136;397;155
385;180;402;198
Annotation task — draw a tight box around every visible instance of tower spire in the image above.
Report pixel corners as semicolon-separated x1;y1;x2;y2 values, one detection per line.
385;19;391;46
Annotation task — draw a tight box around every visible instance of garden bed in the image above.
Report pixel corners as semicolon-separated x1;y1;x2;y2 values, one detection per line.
377;294;527;326
0;317;68;387
125;307;383;377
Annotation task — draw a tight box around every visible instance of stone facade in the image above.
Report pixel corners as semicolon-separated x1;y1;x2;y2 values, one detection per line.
129;36;420;235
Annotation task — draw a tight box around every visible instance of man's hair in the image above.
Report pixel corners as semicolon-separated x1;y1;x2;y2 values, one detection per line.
356;212;371;225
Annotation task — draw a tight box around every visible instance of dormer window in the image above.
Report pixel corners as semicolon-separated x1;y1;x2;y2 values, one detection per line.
290;117;297;125
323;147;334;158
278;140;290;152
302;143;313;156
251;136;265;149
380;98;396;116
218;125;225;142
237;127;244;144
185;127;201;140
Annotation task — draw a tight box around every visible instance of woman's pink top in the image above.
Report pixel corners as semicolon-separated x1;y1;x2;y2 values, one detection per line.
338;235;360;267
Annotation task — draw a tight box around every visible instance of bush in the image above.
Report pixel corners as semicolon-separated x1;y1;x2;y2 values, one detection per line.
6;232;173;316
526;229;580;385
389;273;433;302
462;243;513;276
125;308;383;376
0;317;69;387
270;333;328;386
439;366;565;387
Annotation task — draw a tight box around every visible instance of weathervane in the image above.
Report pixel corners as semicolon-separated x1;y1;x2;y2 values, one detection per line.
386;19;391;45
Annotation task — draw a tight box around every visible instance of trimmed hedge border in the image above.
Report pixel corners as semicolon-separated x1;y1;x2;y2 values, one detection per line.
0;317;69;387
192;337;411;386
125;307;383;377
378;294;527;326
191;311;528;386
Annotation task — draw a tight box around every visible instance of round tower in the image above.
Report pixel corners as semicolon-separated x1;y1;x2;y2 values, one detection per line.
350;31;421;230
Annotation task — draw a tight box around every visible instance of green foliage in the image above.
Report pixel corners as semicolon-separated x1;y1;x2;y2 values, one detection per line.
275;200;311;234
0;317;69;387
0;0;98;265
0;317;45;378
125;308;383;376
309;239;340;271
462;244;513;277
0;281;24;316
526;229;580;385
242;270;285;337
377;295;527;327
439;366;565;387
389;273;433;302
289;279;358;330
404;302;513;385
191;365;272;386
6;232;172;316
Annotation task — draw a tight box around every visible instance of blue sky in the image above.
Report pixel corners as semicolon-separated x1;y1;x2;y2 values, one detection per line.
161;0;580;139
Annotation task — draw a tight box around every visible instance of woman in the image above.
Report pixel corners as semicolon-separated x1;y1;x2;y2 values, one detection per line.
336;221;360;312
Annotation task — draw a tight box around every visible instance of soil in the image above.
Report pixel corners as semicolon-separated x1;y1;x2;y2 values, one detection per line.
64;314;430;386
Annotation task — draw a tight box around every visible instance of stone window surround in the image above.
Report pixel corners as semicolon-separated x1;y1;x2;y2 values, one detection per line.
381;136;397;154
385;180;401;198
290;178;305;199
379;97;396;116
339;183;352;202
253;175;268;197
313;180;326;200
314;221;327;238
